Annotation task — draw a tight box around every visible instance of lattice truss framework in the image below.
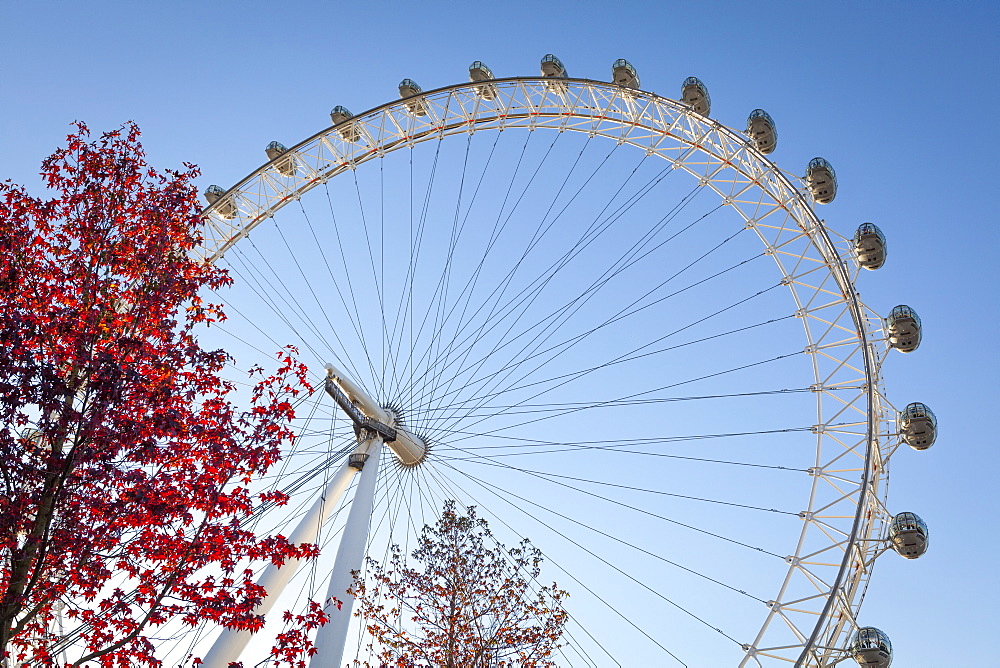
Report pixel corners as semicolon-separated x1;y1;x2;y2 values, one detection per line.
199;78;902;666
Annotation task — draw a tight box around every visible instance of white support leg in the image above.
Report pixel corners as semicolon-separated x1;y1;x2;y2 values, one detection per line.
310;437;384;668
202;460;358;668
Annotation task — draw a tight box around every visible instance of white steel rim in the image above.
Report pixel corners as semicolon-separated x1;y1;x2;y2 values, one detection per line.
197;77;895;667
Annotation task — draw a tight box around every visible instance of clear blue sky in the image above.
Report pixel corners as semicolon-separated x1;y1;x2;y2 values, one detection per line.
2;1;997;665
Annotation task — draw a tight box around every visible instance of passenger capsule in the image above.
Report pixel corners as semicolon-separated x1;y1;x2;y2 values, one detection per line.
203;185;236;220
21;428;45;448
330;106;360;142
886;305;921;353
540;53;567;78
22;428;54;450
681;77;711;115
853;222;887;270
851;627;892;667
468;61;497;100
889;511;929;559
746;109;778;154
398;79;428;116
899;402;937;450
806;157;838;204
265;141;297;177
612;59;640;89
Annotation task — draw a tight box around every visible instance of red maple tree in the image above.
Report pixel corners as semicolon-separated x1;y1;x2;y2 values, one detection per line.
0;123;318;667
350;501;568;668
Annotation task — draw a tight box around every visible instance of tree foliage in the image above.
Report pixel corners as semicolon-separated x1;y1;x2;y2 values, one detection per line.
0;123;316;667
351;500;568;668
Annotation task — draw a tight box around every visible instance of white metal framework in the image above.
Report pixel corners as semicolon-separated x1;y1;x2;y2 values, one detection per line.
193;77;905;667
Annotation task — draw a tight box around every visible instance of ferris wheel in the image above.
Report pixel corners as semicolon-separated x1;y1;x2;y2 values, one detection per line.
182;56;936;667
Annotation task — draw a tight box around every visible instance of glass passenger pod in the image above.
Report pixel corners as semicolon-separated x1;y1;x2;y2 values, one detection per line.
898;401;937;450
746;109;778;154
807;156;838;204
853;222;887;270
468;60;494;81
398;79;428;116
468;61;497;100
851;627;893;667
203;185;236;220
540;53;567;78
265;141;297;177
612;59;640;89
889;511;929;559
681;76;711;115
886;304;922;353
330;106;360;142
21;428;45;449
540;53;568;93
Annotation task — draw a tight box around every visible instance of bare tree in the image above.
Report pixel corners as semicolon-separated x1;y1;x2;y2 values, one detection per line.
351;501;568;668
